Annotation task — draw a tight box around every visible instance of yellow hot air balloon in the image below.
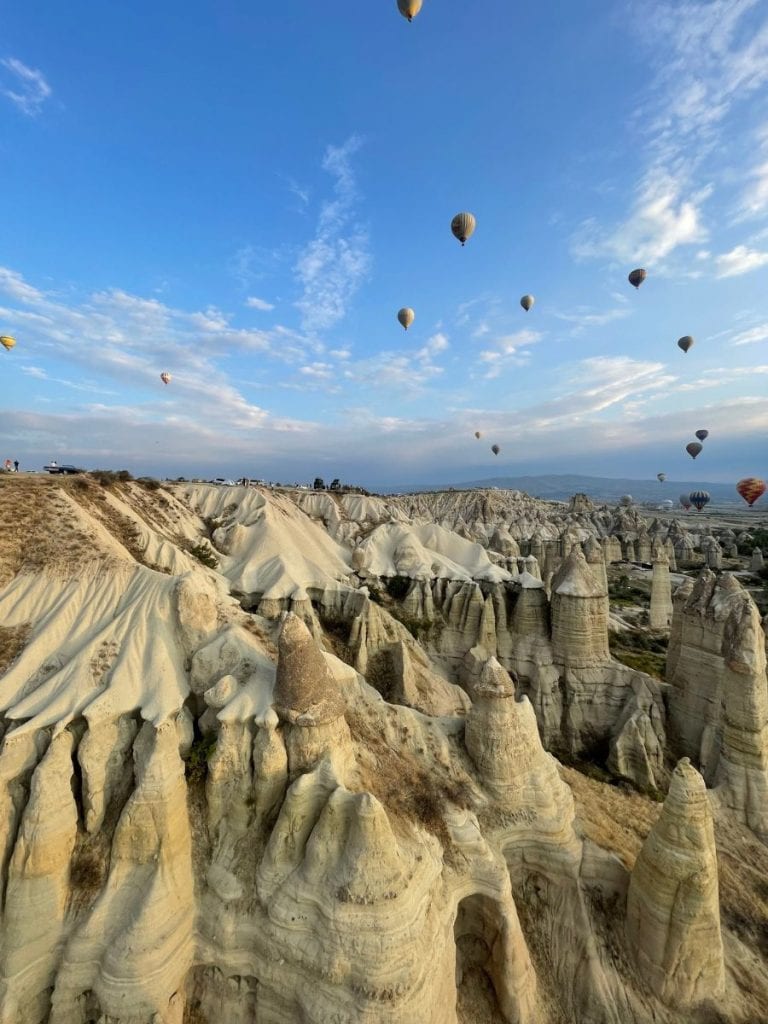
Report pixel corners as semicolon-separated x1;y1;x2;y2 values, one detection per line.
397;0;423;21
397;307;415;331
0;336;16;351
451;212;476;246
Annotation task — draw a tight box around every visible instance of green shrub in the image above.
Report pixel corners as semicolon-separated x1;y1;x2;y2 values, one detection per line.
136;476;161;491
385;575;412;601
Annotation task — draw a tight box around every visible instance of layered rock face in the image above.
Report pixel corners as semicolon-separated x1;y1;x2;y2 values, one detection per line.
550;548;609;667
626;759;724;1007
649;547;672;630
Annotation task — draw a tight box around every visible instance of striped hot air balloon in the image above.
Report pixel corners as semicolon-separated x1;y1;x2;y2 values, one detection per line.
736;478;766;507
451;212;476;246
689;490;710;512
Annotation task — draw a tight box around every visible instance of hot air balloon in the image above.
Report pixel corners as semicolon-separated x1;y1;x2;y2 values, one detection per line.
689;490;710;512
397;307;415;331
451;212;476;246
628;269;646;289
397;0;422;20
620;495;633;507
677;336;694;353
491;444;500;456
736;477;766;507
160;372;171;386
474;431;481;440
0;336;16;351
520;294;535;312
657;472;666;483
695;429;708;442
679;494;692;510
686;442;703;459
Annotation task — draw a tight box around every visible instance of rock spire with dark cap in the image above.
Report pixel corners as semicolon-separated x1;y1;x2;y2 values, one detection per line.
274;613;344;726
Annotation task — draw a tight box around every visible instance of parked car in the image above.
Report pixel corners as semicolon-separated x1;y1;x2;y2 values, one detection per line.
44;464;83;475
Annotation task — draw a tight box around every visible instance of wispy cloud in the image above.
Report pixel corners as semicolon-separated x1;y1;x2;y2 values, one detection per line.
715;244;768;277
294;136;371;334
478;329;542;379
1;57;51;116
415;332;449;362
245;296;275;311
554;306;631;332
730;323;768;346
676;364;768;390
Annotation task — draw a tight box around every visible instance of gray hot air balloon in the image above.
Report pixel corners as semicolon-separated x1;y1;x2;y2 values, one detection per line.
695;429;709;442
397;307;415;331
520;294;535;312
679;493;692;510
397;0;423;21
491;444;500;456
657;472;666;483
686;442;703;459
628;268;647;289
451;212;476;246
620;494;633;507
677;335;694;353
474;431;481;439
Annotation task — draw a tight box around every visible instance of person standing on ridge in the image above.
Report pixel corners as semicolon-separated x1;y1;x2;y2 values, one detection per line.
13;460;19;472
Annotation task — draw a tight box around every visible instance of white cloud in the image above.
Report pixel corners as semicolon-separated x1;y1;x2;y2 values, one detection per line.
245;296;275;311
715;244;768;277
299;362;333;379
415;332;449;362
554;306;631;332
736;158;768;221
731;323;768;345
294;136;371;334
1;57;51;116
329;347;351;360
477;330;542;379
573;171;710;263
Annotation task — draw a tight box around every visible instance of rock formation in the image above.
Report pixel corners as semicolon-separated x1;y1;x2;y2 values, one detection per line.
649;546;672;630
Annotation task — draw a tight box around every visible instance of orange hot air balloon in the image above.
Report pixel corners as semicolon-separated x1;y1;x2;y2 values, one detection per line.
736;477;766;507
160;372;171;385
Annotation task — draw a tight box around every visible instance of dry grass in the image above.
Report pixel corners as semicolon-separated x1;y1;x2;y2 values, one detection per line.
0;624;31;674
560;764;662;869
346;705;473;852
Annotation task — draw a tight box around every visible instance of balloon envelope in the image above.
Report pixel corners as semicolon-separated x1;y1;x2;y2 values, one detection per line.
397;307;415;330
736;477;766;507
397;0;422;20
686;442;703;459
689;490;710;512
520;294;534;312
160;372;171;385
491;444;500;456
474;431;481;439
0;336;16;351
620;495;633;506
628;268;646;289
677;335;694;353
657;472;666;482
679;493;692;509
695;429;709;441
451;212;476;246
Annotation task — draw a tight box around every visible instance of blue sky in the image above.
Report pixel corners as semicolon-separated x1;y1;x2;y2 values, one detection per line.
1;0;767;487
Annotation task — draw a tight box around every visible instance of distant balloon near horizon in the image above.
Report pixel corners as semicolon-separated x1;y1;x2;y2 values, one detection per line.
736;477;766;507
520;294;535;312
397;0;423;20
160;372;171;385
628;268;646;289
686;442;703;459
689;490;710;512
0;335;16;351
397;307;415;331
695;429;709;442
474;431;481;439
677;335;694;353
619;494;633;507
491;444;500;456
657;472;666;482
679;494;692;510
451;212;476;246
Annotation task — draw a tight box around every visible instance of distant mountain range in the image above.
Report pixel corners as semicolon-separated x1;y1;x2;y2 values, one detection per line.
395;474;744;505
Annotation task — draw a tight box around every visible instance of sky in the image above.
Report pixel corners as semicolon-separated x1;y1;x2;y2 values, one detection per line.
1;0;767;488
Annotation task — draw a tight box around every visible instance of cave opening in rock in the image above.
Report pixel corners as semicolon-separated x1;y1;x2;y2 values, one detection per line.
454;893;505;1022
